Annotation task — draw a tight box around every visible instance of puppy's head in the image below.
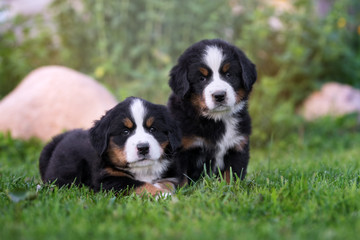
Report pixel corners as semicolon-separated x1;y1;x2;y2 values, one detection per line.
169;39;257;120
90;97;181;169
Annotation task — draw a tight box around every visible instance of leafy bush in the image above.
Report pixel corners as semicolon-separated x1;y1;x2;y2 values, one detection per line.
0;11;62;99
0;0;359;146
48;0;234;102
231;0;360;145
0;132;43;177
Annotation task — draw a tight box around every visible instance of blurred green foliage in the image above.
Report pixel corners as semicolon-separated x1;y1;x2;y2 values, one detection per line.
0;0;359;146
0;14;62;99
48;0;234;102
234;0;360;145
0;132;43;178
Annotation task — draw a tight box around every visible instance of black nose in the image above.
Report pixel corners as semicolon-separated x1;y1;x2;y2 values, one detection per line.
212;91;226;103
137;143;149;155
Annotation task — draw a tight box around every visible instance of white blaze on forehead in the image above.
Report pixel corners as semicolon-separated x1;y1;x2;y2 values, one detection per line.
130;99;146;127
203;46;224;72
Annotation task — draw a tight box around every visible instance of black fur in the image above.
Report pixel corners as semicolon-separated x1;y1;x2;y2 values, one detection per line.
39;97;181;193
168;39;257;183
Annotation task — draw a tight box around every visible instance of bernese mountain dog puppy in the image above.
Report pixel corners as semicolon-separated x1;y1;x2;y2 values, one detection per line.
168;39;257;184
39;97;181;196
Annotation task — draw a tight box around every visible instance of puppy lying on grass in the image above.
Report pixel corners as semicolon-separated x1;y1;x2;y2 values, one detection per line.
39;97;181;197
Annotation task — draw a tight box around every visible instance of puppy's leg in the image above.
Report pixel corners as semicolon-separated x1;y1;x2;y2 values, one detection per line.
135;182;172;197
221;169;232;184
175;148;205;186
153;179;177;193
223;145;250;182
99;173;171;197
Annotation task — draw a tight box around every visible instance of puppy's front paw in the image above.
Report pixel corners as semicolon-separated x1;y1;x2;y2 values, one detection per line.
134;183;171;197
153;181;175;193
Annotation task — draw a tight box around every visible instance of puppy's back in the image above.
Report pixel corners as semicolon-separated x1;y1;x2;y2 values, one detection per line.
39;129;98;187
39;132;67;181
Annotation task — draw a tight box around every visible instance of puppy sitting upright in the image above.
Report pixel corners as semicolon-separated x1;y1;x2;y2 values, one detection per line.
168;39;257;184
39;97;181;196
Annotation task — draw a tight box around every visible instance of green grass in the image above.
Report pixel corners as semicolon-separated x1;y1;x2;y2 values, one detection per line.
1;117;360;240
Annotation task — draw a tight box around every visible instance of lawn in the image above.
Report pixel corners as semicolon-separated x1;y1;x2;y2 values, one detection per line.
0;116;359;240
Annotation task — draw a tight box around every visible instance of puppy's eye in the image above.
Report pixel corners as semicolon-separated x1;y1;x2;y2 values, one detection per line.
149;127;157;133
225;72;231;78
200;76;207;82
122;129;130;136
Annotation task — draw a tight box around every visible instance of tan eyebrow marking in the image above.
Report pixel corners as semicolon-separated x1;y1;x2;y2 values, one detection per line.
146;117;154;128
123;118;133;128
199;67;209;76
222;63;230;72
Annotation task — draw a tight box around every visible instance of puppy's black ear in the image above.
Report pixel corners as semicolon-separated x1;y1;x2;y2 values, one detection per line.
236;48;257;91
169;64;189;98
89;111;112;157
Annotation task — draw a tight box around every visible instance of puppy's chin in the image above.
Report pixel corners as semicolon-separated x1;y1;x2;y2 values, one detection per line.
210;105;232;113
201;101;246;121
128;159;157;168
202;109;230;121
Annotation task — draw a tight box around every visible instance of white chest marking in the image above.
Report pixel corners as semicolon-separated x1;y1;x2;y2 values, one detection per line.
186;102;247;171
213;116;246;171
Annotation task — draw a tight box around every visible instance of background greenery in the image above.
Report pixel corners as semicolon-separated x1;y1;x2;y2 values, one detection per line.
1;1;360;239
1;0;360;145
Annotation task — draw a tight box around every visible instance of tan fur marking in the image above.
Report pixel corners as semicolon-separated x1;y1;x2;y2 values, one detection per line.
181;135;209;150
135;183;167;196
103;167;133;179
161;141;169;150
222;63;230;72
236;89;246;104
235;136;248;152
154;181;175;193
179;177;188;187
123;118;133;129
107;138;128;167
190;94;208;113
223;169;231;184
199;67;209;76
181;136;198;149
146;117;154;128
